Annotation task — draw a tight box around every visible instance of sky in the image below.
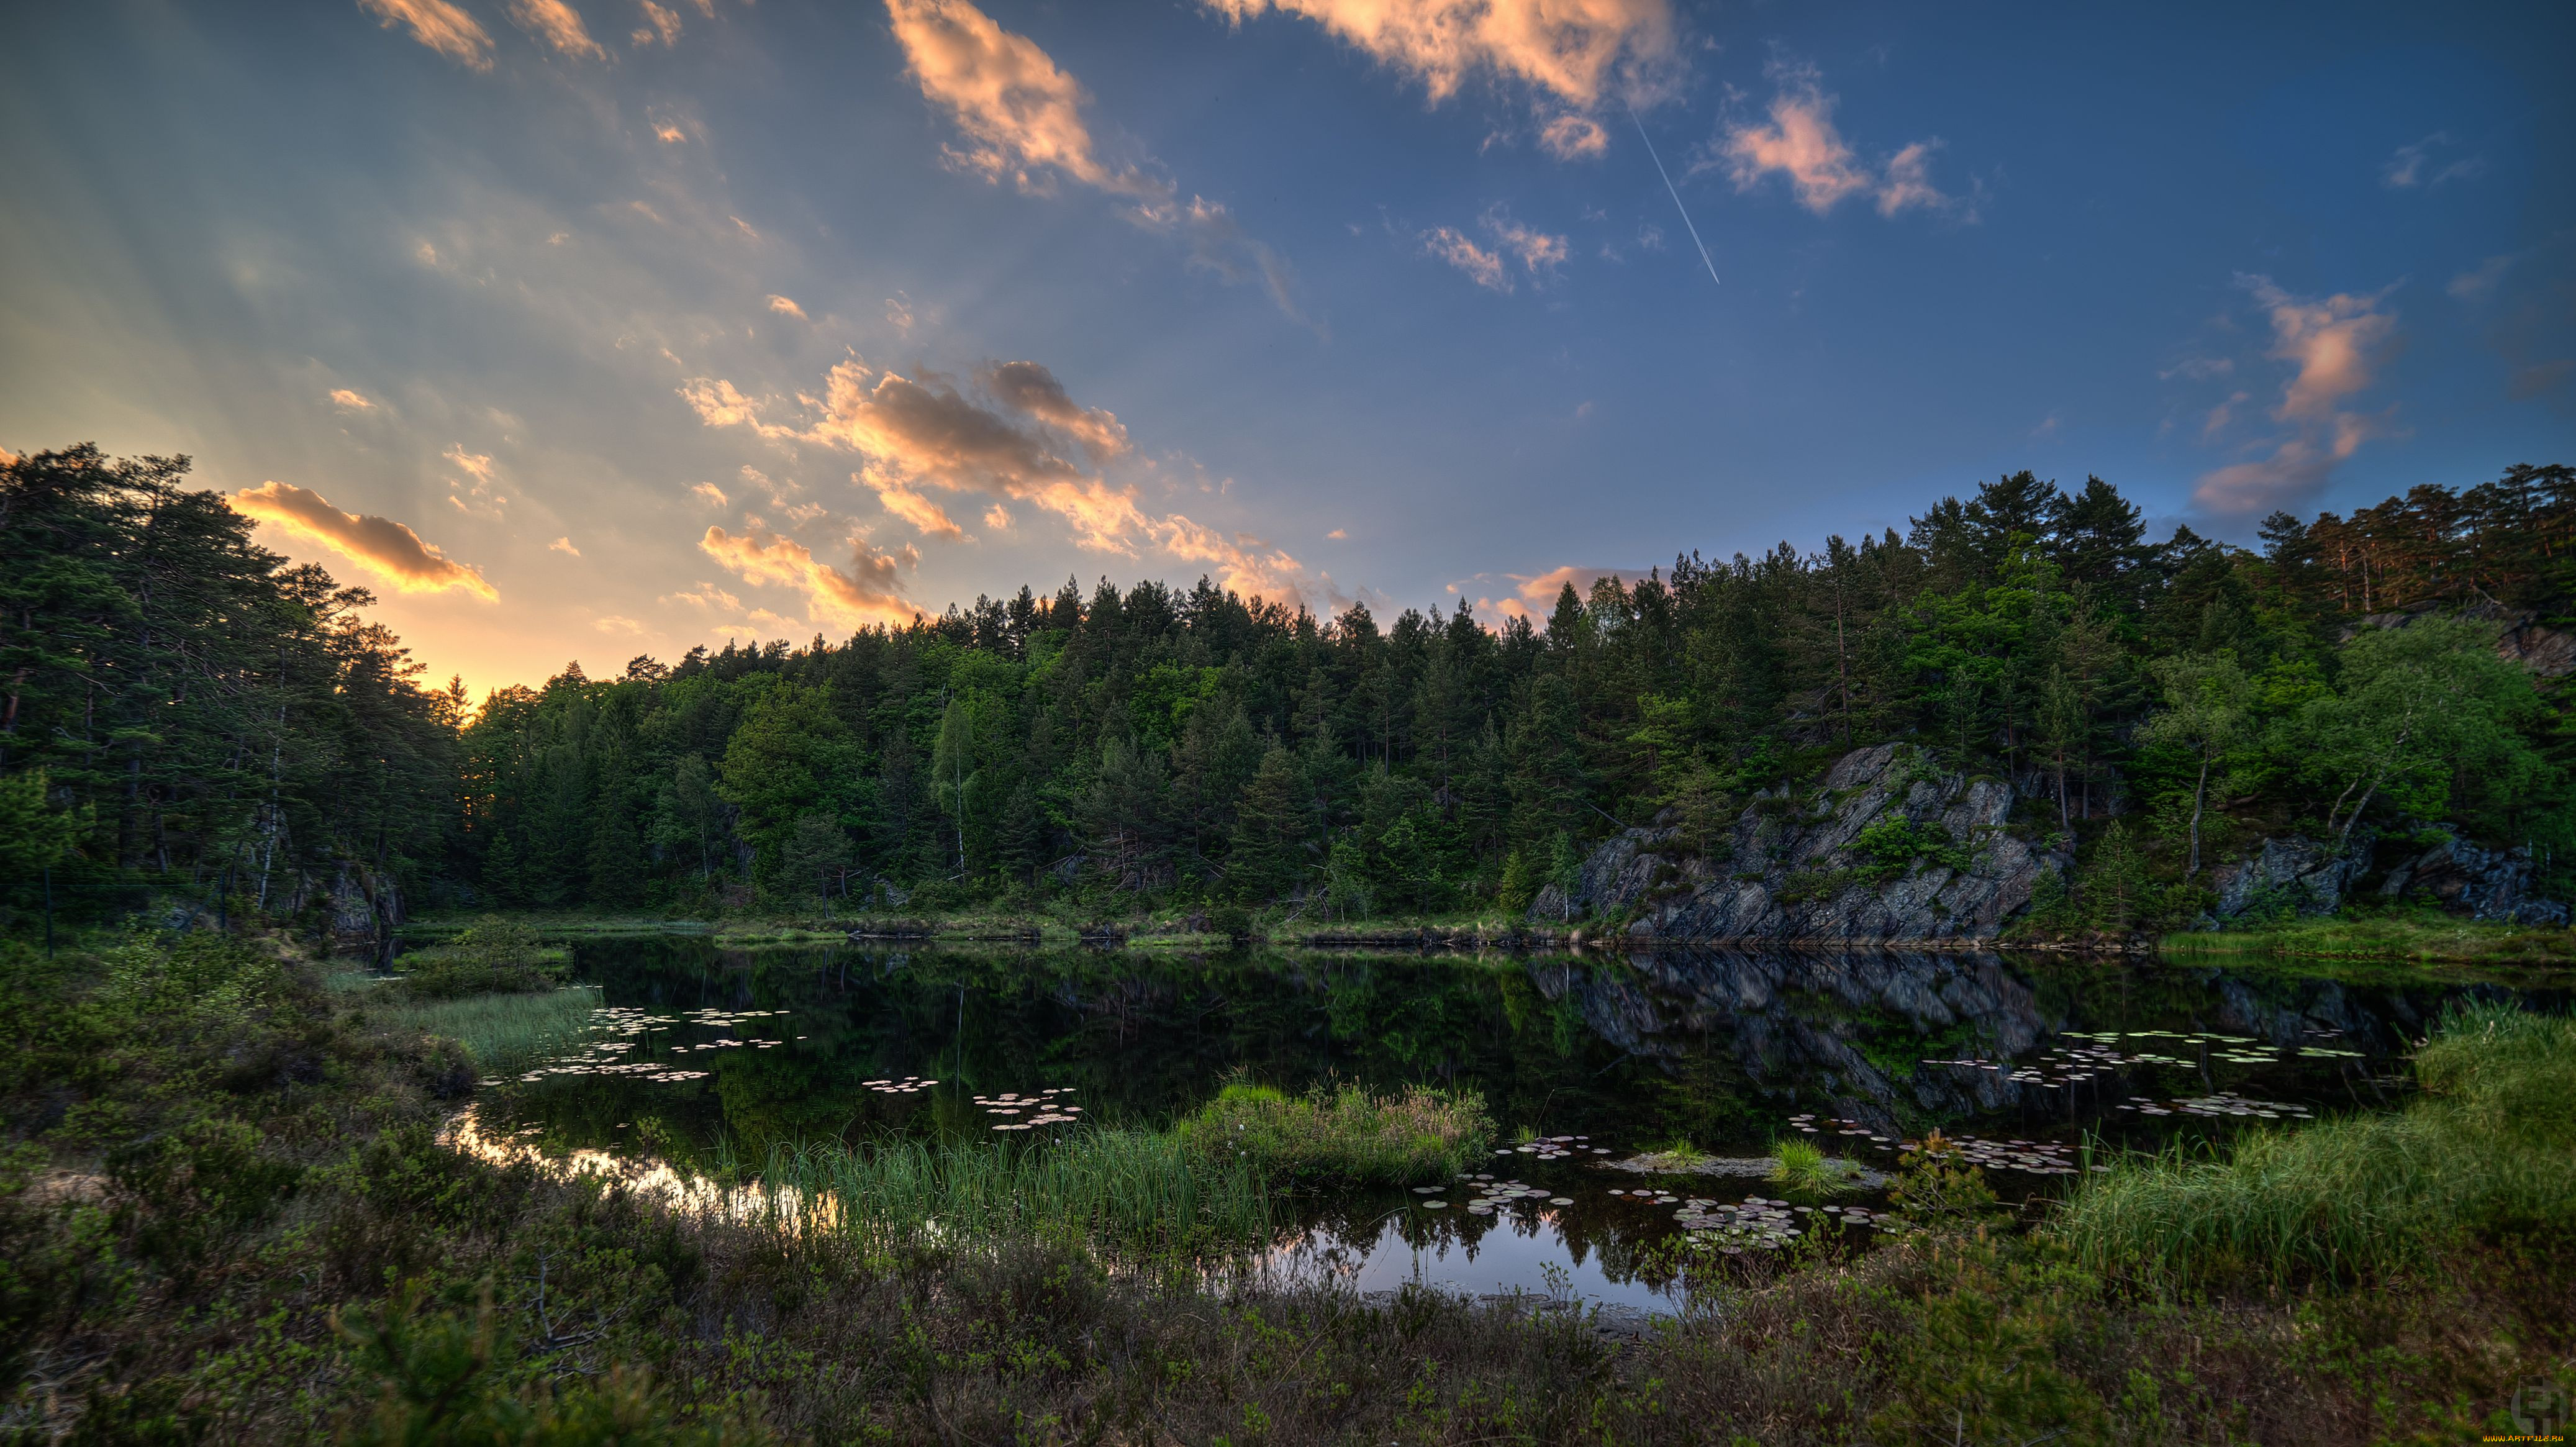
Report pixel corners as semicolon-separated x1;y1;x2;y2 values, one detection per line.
2;0;2570;696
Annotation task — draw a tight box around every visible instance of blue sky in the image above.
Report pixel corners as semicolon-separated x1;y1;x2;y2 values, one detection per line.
2;0;2569;692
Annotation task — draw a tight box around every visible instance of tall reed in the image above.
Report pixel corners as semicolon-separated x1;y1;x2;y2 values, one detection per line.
2054;1002;2576;1285
761;1128;1273;1258
384;986;601;1076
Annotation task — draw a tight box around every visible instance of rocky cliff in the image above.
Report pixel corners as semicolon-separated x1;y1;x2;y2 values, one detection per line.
2205;827;2567;927
1535;742;2066;943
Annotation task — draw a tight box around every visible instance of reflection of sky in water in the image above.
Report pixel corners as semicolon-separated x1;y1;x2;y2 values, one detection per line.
1273;1215;1677;1315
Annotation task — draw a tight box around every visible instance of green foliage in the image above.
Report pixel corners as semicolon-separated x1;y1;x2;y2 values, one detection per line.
1180;1081;1492;1186
2055;1004;2576;1286
1766;1136;1847;1197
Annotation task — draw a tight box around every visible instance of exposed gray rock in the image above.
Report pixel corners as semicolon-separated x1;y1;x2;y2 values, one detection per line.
1533;742;2066;942
2380;830;2569;925
2208;835;2374;920
326;860;404;960
2346;603;2574;679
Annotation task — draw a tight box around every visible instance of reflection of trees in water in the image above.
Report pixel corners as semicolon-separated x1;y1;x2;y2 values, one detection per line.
534;940;2542;1169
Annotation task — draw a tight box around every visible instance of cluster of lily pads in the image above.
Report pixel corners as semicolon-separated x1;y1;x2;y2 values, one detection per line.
1918;1134;2101;1176
975;1087;1082;1130
864;1075;937;1095
1412;1174;1574;1213
1791;1113;1897;1148
2118;1092;2313;1121
1495;1135;1608;1161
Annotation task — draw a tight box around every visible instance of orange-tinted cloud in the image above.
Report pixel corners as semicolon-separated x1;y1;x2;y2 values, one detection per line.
550;535;581;555
697;524;918;627
506;0;607;60
231;481;499;599
1422;226;1510;291
885;0;1306;321
886;0;1122;191
1717;63;1962;219
357;0;494;70
1202;0;1678;112
631;0;681;47
328;387;377;411
2191;276;2398;515
685;357;1316;606
765;294;808;319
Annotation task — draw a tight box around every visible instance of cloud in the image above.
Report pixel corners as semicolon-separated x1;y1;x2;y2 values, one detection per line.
982;502;1012;529
357;0;494;70
1714;62;1964;219
231;481;499;599
1538;112;1609;160
1422;226;1510;291
1482;207;1568;276
980;360;1130;458
1419;210;1566;291
2382;132;2485;190
686;356;1315;604
1461;564;1635;624
885;294;917;331
328;388;377;411
595;614;645;633
2448;253;2515;303
1326;527;1347;540
2201;390;2248;441
631;0;681;47
884;0;1307;322
689;481;728;507
766;293;809;320
654;120;687;143
2190;276;2399;516
1202;0;1680;151
505;0;608;60
697;524;919;627
869;480;968;539
442;444;496;483
550;535;581;555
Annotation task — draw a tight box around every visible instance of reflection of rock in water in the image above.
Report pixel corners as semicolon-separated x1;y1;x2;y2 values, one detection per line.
1523;949;2528;1135
1525;948;2051;1132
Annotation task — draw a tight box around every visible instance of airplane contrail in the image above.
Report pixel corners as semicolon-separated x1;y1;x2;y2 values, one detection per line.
1629;106;1719;288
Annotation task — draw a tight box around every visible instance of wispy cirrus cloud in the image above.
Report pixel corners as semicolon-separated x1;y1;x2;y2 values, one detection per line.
231;481;499;599
2192;275;2400;516
883;0;1306;322
2382;132;2485;190
1202;0;1680;158
1711;61;1967;220
356;0;494;70
506;0;608;60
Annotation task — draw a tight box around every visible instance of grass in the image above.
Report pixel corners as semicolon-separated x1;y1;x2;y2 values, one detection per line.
2166;912;2576;965
1767;1136;1851;1196
762;1128;1272;1257
8;928;2576;1443
381;986;602;1076
2054;1001;2576;1286
1179;1081;1492;1186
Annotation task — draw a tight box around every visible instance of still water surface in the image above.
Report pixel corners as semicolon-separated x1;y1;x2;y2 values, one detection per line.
474;938;2557;1313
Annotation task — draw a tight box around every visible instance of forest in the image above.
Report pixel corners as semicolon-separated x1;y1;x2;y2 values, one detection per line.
4;442;2571;933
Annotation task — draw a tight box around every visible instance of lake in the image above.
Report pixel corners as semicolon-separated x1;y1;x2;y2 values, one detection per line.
468;938;2555;1315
